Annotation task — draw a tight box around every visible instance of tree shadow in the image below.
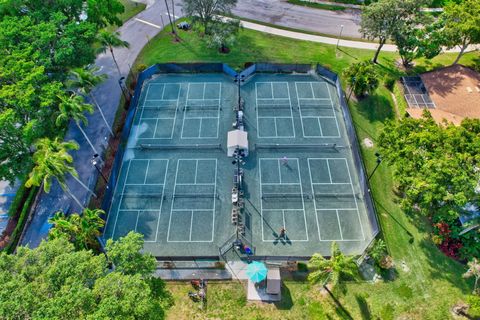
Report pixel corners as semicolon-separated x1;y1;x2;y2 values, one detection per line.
355;92;395;123
374;199;414;242
417;238;472;292
355;294;372;320
274;282;294;310
325;286;354;320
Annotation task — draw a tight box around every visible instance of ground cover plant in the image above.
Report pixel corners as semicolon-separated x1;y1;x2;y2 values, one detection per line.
132;23;479;319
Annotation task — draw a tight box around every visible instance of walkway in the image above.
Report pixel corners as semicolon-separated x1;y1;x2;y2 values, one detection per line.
21;0;184;248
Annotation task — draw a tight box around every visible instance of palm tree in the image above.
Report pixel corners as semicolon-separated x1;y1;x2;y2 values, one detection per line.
68;66;113;137
464;258;480;294
96;31;130;76
25;138;84;208
56;93;98;155
308;242;358;291
49;208;105;250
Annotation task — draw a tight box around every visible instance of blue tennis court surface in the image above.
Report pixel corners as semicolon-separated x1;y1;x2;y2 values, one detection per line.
103;71;377;258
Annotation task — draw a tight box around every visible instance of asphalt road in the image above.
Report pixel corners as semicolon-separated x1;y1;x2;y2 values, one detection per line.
21;0;184;248
232;0;362;38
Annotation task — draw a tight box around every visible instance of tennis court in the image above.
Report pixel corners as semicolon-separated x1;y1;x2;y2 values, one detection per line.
103;70;377;258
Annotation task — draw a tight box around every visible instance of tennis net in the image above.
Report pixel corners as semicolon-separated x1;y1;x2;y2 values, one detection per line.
255;143;342;150
173;193;219;199
140;144;222;150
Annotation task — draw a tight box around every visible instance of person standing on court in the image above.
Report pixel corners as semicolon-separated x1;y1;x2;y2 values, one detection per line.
279;227;287;239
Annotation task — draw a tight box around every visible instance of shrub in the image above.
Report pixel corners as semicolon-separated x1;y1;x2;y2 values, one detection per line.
342;60;380;97
467;295;480;318
383;75;396;91
4;186;38;253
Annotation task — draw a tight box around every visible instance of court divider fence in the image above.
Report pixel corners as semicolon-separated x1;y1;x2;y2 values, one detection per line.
101;63;379;257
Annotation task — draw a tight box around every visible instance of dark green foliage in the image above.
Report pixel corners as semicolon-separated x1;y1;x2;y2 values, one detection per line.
343;60;380;97
4;186;38;253
206;19;241;52
0;234;170;319
48;208;105;251
0;0;126;182
379;112;480;259
182;0;237;34
440;0;480;64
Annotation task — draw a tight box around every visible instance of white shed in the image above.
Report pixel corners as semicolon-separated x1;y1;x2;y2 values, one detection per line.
227;130;249;157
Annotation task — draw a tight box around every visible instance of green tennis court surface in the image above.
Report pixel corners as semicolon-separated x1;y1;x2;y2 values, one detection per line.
103;72;377;258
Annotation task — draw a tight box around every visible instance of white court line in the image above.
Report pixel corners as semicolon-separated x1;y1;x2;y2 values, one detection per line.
344;158;366;241
326;159;333;183
111;161;133;239
259;158;309;242
327;83;342;137
104;155;129;238
152;160;169;242
143;160;150;184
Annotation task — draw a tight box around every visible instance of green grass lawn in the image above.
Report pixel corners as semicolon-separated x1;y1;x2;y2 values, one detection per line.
287;0;346;11
134;25;479;319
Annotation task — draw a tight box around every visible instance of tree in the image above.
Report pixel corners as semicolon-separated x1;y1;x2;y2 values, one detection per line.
0;109;34;182
343;60;380;97
307;242;357;291
392;16;444;67
164;0;178;40
56;93;98;155
206;19;240;53
25;138;84;209
68;66;113;136
182;0;238;35
105;231;156;277
360;0;426;63
378;112;480;217
49;208;105;251
0;236;171;319
96;30;130;76
464;258;480;294
441;0;480;65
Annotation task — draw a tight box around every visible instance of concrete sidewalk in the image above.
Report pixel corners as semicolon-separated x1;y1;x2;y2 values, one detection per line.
238;19;479;53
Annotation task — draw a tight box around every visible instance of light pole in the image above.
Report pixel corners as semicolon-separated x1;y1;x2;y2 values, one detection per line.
336;25;344;55
118;77;128;102
234;74;245;109
91;154;109;187
368;152;382;181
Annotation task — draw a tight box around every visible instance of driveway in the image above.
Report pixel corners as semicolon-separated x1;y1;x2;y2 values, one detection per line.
232;0;362;38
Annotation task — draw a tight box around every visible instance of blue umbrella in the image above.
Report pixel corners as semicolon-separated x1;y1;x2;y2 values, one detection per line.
246;261;268;283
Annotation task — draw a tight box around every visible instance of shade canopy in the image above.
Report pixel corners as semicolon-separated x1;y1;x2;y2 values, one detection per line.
227;129;248;157
246;261;268;283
